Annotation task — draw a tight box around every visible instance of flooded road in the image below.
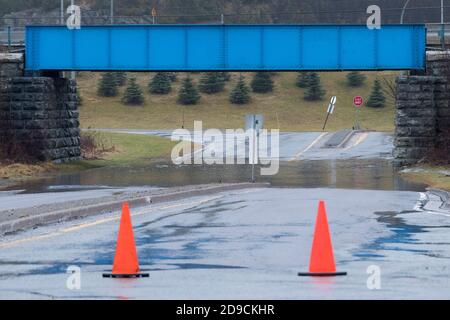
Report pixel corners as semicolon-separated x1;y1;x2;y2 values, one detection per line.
7;131;423;194
0;188;448;299
0;131;446;299
14;159;424;193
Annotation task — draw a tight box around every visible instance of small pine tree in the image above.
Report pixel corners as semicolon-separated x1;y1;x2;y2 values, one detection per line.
122;77;144;105
251;72;274;93
304;72;326;101
230;75;251;105
178;76;201;105
149;72;172;94
166;72;178;82
199;72;225;94
218;72;231;82
113;72;127;86
97;72;118;97
346;71;366;87
296;72;311;88
366;80;386;108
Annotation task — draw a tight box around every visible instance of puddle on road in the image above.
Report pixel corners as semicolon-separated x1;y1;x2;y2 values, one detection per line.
355;210;450;260
13;158;425;193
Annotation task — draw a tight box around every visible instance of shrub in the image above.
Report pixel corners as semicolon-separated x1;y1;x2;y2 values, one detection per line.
199;72;225;94
304;72;325;101
97;72;118;97
178;76;201;105
346;71;366;87
366;80;386;108
230;75;251;105
122;77;145;105
251;72;274;93
149;72;172;94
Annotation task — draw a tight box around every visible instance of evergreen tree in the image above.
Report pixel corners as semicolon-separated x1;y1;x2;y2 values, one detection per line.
230;75;251;105
113;72;127;86
178;76;201;105
149;72;172;94
122;77;144;105
166;72;178;82
218;72;231;82
304;72;326;101
199;72;225;94
366;80;386;108
97;72;118;97
346;71;366;87
251;72;274;93
296;72;311;88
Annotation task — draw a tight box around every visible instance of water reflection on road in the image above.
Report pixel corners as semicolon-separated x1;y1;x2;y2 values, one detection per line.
16;159;425;193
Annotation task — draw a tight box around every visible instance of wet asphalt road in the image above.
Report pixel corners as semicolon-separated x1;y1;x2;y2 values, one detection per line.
0;187;449;299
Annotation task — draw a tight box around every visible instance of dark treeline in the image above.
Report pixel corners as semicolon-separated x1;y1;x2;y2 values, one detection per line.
0;0;447;24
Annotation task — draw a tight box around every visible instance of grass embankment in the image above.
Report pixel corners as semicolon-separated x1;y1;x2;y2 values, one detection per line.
0;132;177;185
78;71;398;132
62;131;177;170
401;166;450;191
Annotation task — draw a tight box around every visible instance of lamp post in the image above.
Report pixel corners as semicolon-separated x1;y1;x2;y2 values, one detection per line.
400;0;411;24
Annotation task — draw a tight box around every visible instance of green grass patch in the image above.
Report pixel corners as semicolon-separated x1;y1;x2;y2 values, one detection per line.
59;132;177;171
78;71;398;132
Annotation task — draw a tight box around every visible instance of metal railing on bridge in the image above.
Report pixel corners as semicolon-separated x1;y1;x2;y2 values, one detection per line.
1;15;449;56
0;27;25;48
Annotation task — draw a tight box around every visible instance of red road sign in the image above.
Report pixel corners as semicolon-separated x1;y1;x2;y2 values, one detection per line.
353;96;363;107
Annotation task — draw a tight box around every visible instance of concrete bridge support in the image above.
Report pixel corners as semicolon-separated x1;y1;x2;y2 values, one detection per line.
0;53;81;162
394;51;450;167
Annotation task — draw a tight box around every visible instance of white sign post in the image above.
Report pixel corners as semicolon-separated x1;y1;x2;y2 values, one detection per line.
322;96;337;131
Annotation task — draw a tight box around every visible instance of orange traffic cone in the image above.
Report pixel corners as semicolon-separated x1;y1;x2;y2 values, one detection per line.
103;203;149;278
298;201;347;277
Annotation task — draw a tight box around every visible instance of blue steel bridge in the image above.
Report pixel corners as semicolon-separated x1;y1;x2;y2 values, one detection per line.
24;24;426;72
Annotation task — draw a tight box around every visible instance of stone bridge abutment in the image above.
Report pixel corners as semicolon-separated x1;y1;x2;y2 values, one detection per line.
0;53;81;162
394;51;450;166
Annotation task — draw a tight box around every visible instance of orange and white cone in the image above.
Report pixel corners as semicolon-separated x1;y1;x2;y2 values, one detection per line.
298;201;347;277
103;202;149;278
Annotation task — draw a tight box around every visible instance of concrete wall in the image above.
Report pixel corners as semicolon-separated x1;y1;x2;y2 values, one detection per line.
0;54;81;162
394;51;450;167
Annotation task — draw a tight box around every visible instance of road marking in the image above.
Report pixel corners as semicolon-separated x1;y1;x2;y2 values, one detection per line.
0;196;221;249
289;133;328;161
344;132;368;150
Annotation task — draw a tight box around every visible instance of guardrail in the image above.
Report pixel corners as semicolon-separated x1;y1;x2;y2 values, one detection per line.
0;27;25;48
2;23;450;51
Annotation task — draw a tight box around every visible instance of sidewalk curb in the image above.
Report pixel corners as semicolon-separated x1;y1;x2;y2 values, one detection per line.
0;183;269;236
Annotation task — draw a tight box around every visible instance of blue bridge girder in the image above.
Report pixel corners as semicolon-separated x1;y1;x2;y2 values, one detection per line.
25;24;426;72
